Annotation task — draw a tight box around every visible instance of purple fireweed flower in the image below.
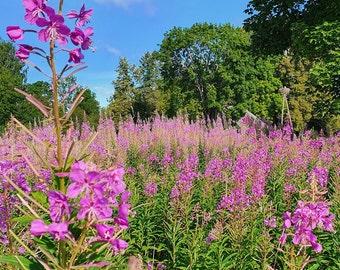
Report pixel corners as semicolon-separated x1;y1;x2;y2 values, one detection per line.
148;262;167;270
96;223;115;241
281;200;335;253
264;216;277;228
279;233;288;245
48;222;70;241
95;224;128;254
68;48;84;63
157;263;167;269
101;167;126;196
284;184;296;195
69;27;94;50
121;190;131;203
282;211;292;229
144;183;157;197
77;196;112;221
307;166;329;189
30;220;70;241
109;238;128;255
36;10;70;46
67;4;93;27
6;26;24;41
67;161;103;198
114;203;130;229
170;187;179;199
15;44;33;61
30;220;49;236
18;246;26;254
22;0;54;24
48;191;70;222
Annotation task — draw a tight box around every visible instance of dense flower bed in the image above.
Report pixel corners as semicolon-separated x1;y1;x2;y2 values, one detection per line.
1;116;339;269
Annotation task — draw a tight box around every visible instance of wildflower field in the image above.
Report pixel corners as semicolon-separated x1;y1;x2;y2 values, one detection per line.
2;0;340;269
1;116;340;269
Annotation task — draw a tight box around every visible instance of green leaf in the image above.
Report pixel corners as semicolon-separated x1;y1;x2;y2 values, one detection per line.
34;235;58;255
0;255;45;270
31;191;48;207
11;215;33;224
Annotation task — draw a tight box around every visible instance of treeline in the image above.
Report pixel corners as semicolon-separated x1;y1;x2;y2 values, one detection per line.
106;0;340;134
1;0;339;134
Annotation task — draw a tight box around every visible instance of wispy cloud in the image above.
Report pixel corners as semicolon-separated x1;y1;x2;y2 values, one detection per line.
94;0;156;15
106;45;120;56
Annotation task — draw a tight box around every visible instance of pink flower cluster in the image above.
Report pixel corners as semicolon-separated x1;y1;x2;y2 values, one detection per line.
280;200;335;253
0;160;31;244
6;0;93;63
30;161;130;255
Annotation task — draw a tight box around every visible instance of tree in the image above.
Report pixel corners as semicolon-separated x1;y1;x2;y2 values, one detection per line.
0;41;27;130
134;51;164;120
58;75;79;113
71;88;100;128
244;0;340;132
108;57;137;123
158;23;281;122
18;80;52;124
243;0;340;56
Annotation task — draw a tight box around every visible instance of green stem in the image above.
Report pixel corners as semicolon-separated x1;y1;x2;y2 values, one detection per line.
68;222;89;269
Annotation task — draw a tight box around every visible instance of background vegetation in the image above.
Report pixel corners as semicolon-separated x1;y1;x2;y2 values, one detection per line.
1;0;339;133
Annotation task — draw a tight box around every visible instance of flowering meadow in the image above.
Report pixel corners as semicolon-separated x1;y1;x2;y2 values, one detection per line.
0;115;339;269
1;0;340;269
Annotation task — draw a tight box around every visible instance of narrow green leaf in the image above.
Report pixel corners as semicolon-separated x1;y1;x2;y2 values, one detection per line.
0;255;44;270
11;215;33;224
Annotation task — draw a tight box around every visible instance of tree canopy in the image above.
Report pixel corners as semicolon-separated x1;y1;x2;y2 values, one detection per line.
158;23;281;122
0;41;27;130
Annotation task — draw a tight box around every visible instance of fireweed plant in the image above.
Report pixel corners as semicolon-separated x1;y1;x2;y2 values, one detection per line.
1;0;131;269
1;114;340;268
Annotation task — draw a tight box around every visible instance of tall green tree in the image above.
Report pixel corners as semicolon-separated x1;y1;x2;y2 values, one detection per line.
134;51;164;120
243;0;340;56
71;88;100;128
0;41;27;130
108;57;137;123
244;0;340;132
276;55;320;132
58;75;79;113
158;23;281;122
18;80;52;124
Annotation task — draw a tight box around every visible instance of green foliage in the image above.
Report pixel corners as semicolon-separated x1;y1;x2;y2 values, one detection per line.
0;255;45;270
244;1;340;131
72;88;100;128
158;23;281;123
108;57;136;124
19;81;52;124
0;41;27;131
244;0;340;56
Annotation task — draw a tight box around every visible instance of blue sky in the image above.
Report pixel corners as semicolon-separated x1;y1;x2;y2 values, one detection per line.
1;0;249;107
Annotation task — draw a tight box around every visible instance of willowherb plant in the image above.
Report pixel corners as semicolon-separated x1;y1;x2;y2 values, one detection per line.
278;160;336;268
1;0;131;269
280;200;335;253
